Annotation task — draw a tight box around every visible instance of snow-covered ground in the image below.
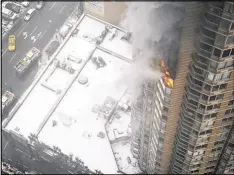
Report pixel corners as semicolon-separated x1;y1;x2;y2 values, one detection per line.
4;15;136;173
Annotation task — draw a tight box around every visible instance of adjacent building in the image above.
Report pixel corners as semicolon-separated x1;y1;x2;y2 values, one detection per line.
83;1;127;26
131;1;234;174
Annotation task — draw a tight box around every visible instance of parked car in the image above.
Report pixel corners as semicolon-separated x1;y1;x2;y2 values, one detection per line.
36;1;44;9
24;8;36;21
45;41;60;56
2;7;19;21
59;23;73;38
5;3;21;14
8;35;16;51
21;1;29;7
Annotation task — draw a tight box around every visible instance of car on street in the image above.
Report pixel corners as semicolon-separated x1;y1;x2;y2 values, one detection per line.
5;2;21;14
36;1;44;9
2;7;19;21
24;8;36;21
59;22;73;38
21;1;29;7
45;41;60;56
8;35;16;51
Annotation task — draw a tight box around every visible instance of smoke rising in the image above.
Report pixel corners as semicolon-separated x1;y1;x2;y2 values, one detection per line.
119;2;186;101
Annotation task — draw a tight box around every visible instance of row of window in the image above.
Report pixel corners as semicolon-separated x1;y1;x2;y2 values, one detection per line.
204;9;234;31
189;73;229;93
225;108;234;115
228;100;234;105
207;71;231;82
199;40;234;59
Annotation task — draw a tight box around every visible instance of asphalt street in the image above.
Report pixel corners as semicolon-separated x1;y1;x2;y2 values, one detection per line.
2;2;77;98
1;2;78;170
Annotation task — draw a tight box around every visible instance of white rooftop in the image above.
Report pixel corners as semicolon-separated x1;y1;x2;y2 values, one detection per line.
105;92;142;174
4;15;133;174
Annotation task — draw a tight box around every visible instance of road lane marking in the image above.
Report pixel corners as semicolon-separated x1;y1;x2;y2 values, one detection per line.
9;53;17;63
59;6;66;14
39;30;47;40
16;26;26;37
23;32;28;39
49;2;56;10
31;36;36;43
30;26;38;35
2;49;8;56
2;141;9;152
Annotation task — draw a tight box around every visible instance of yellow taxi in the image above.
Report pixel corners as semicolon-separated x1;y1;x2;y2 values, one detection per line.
8;35;16;51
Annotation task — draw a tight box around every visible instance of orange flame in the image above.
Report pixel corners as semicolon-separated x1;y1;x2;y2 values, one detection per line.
159;59;174;88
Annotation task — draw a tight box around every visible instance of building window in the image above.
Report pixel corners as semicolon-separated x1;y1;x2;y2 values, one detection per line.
224;2;234;14
204;113;217;120
222;116;234;123
219;83;227;90
207;72;215;81
226;60;233;68
226;35;234;45
215;74;223;81
195;144;208;150
225;109;231;115
231;23;234;30
228;100;234;106
222;49;231;58
200;130;212;136
217;62;226;69
231;48;234;56
220;19;231;30
213;48;222;57
222;71;231;80
212;147;222;152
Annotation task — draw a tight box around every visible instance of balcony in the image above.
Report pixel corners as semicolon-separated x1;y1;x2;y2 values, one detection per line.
186;86;200;102
181;115;201;131
201;16;219;32
189;65;205;83
222;11;234;21
196;41;213;59
186;75;203;92
229;134;234;143
145;81;155;93
192;53;217;73
206;3;223;17
198;32;215;46
181;105;202;123
184;95;199;111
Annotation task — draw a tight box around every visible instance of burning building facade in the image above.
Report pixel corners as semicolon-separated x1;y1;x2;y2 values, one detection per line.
129;1;234;174
169;1;234;174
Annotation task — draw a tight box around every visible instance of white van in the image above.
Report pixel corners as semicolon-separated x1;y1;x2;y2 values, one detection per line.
2;7;18;21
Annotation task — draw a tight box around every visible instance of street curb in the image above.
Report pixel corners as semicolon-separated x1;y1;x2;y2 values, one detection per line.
2;13;86;129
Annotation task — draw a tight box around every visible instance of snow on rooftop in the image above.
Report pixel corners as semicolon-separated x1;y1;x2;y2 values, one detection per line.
4;15;134;173
105;92;142;174
5;82;59;137
38;49;130;173
112;141;142;174
107;112;131;140
100;30;132;61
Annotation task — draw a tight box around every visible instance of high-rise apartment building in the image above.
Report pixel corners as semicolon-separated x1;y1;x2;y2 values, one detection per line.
131;1;234;174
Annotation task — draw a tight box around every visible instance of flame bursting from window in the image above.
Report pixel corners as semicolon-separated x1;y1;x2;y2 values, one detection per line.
159;59;174;88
